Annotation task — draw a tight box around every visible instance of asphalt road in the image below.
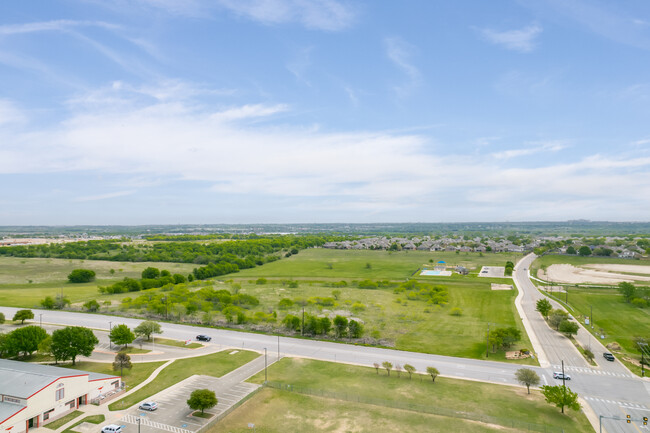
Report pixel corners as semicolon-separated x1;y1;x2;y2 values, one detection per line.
1;258;649;432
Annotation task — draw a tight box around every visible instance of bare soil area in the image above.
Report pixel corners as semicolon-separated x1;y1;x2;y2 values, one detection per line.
540;264;650;284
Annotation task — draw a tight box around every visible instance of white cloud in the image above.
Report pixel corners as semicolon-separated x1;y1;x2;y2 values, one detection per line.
0;99;26;125
0;20;119;35
74;190;136;202
492;140;567;159
479;24;542;52
385;37;422;96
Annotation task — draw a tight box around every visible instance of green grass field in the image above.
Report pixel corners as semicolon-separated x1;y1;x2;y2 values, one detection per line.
44;411;82;430
212;358;591;433
235;249;523;280
63;415;105;433
67;360;165;389
109;350;259;410
0;256;196;307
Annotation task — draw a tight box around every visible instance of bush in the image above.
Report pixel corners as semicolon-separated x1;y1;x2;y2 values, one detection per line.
351;302;366;313
278;298;294;309
450;307;462;316
631;298;648;308
67;269;96;283
357;280;378;289
256;278;267;285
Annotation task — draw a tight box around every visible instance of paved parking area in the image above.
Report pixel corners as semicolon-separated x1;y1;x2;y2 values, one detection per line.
478;266;505;278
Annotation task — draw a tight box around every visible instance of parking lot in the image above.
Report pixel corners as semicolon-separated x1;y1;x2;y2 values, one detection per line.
477;266;505;278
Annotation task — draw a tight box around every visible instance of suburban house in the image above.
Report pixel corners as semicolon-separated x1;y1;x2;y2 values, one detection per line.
0;360;121;433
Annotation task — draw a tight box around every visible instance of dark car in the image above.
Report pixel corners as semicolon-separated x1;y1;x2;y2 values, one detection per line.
603;352;615;361
196;334;211;342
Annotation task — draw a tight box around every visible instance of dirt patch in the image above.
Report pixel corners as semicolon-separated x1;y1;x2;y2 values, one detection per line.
491;284;512;291
542;264;650;284
583;264;650;275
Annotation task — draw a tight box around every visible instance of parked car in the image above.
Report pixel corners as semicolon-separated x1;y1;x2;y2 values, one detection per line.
603;352;615;361
101;425;123;433
139;401;158;411
553;372;571;380
196;334;211;342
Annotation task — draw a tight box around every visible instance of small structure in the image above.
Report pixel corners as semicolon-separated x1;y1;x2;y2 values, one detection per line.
456;266;469;275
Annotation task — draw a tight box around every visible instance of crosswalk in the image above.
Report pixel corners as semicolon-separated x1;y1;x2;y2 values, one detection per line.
584;396;648;410
121;414;193;433
551;365;632;378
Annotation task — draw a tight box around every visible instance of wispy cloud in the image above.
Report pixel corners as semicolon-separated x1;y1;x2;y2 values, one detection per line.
286;47;313;86
74;190;136;202
492;140;567;159
0;99;26;125
385;36;422;96
0;20;119;35
478;24;542;52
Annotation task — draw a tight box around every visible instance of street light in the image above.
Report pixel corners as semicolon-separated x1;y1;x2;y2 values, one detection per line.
39;314;43;328
109;321;112;350
264;348;268;383
639;342;649;377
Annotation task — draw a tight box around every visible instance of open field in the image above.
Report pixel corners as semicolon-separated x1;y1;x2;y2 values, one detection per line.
531;255;649;285
109;350;259;410
234;249;523;280
216;358;591;433
542;264;650;285
0;257;196;307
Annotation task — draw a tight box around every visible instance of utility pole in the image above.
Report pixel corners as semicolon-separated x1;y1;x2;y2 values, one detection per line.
137;417;141;433
264;348;267;383
590;305;593;328
277;334;280;361
301;306;305;336
109;321;112;350
561;360;566;388
486;323;490;358
39;314;43;328
639;342;648;377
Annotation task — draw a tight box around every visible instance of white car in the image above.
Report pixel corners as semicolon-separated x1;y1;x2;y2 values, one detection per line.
552;372;571;380
101;425;123;433
139;401;158;411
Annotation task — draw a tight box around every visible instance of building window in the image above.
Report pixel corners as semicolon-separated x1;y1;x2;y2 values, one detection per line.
3;396;21;404
66;400;75;409
43;409;54;421
55;383;64;401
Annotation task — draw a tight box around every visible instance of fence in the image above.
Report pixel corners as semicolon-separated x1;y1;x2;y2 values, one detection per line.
264;381;565;433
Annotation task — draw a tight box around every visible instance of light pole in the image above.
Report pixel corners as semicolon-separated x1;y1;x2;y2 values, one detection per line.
486;323;490;358
639;342;648;377
277;334;280;361
590;305;593;328
109;321;112;350
264;348;267;383
39;314;43;328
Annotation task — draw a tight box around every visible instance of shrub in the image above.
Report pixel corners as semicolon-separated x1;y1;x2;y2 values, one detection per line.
351;302;366;313
450;307;462;316
631;298;648;308
67;269;96;283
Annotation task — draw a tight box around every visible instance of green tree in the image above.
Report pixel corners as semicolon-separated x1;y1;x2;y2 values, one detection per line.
83;299;100;312
426;366;440;383
333;315;348;338
110;324;135;347
0;312;4;324
541;385;581;413
134;321;162;340
403;364;416;379
578;246;592;256
536;298;552;318
187;389;218;414
515;368;540;394
51;326;98;365
0;333;11;358
67;269;96;283
13;309;34;324
348;320;364;338
382;361;393;376
112;352;132;377
559;320;579;338
566;246;576;254
332;289;341;300
6;325;48;357
549;309;569;330
54;294;71;309
617;282;637;303
41;296;55;309
141;267;160;279
38;335;53;358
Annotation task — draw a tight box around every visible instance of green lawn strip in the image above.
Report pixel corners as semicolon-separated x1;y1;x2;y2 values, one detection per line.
44;411;83;429
234;249;523;280
118;347;151;354
154;337;202;349
247;358;591;433
192;412;214;418
210;388;529;433
65;360;165;389
63;415;105;433
109;350;259;411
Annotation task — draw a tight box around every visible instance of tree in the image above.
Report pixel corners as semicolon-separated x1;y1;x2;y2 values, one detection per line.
559;320;579;338
403;364;416;379
348;320;364;338
373;362;380;374
617;282;637;303
67;269;96;283
110;324;135;347
426;366;440;383
566;246;576;255
141;267;160;279
51;326;98;365
541;385;581;413
83;299;100;312
134;321;162;340
113;352;132;377
187;389;218;414
515;368;540;394
0;312;4;324
549;309;569;330
6;326;48;357
332;289;341;300
382;361;393;376
13;309;34;324
333;315;348;338
536;298;552;318
38;335;53;358
41;296;55;309
578;246;592;256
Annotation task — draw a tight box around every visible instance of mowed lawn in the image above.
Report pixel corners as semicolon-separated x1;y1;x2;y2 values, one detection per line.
235;249;523;280
0;257;196;307
109;350;259;410
216;358;591;433
67;360;166;389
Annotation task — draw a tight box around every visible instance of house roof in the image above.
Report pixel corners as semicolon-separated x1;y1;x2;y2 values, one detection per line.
0;359;118;399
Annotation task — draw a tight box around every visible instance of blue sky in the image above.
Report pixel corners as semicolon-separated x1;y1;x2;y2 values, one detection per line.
1;0;649;225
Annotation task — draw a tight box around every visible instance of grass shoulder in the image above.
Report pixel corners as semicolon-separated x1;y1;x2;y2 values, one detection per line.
63;415;105;433
44;411;82;430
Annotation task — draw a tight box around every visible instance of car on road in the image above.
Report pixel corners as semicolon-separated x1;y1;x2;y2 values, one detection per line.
139;401;158;411
101;425;123;433
196;334;211;342
603;352;615;361
552;372;571;380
